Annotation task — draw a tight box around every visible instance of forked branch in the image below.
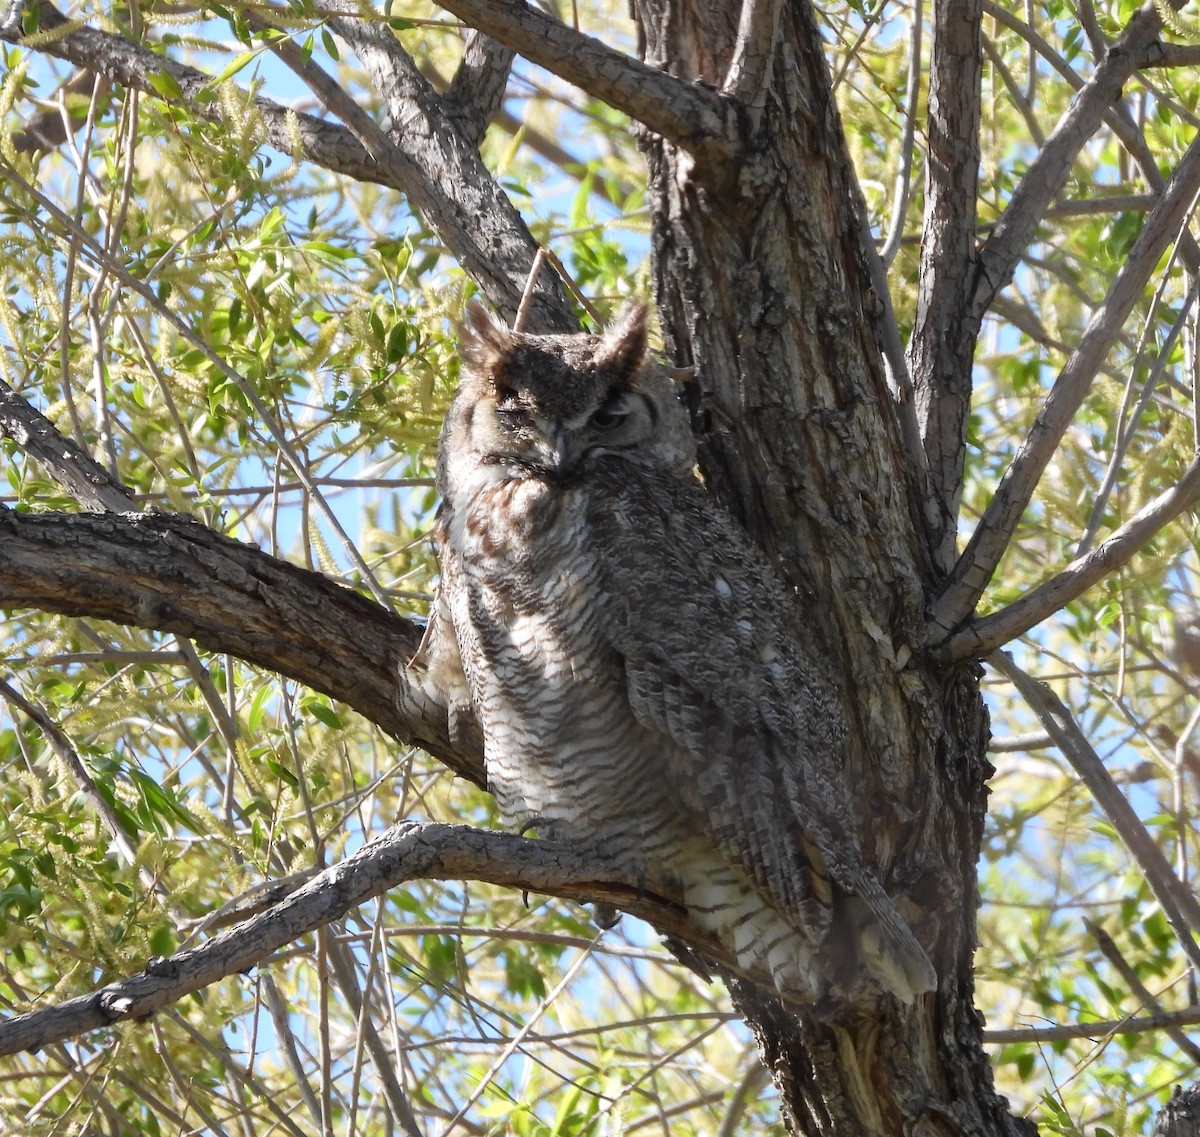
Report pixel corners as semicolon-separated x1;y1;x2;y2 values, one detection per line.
433;0;739;162
947;460;1200;659
933;133;1200;635
0;821;703;1058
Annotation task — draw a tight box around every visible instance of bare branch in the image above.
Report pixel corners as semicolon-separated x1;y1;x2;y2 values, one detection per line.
982;1004;1200;1044
969;4;1164;324
1086;918;1200;1064
0;506;485;785
907;0;982;571
444;30;515;149
0;377;135;512
946;460;1200;660
722;0;784;123
990;652;1200;974
433;0;738;163
879;2;923;268
933;134;1200;636
0;820;707;1057
313;9;569;328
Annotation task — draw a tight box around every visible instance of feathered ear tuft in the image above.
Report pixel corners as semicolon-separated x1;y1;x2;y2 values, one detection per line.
595;302;648;387
458;301;513;368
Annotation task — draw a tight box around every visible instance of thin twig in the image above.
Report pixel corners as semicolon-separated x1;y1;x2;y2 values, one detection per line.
1078;279;1198;557
0;676;166;902
982;1003;1200;1044
990;652;1200;975
513;248;549;332
436;939;600;1136
969;4;1166;325
0;159;397;613
1085;919;1200;1064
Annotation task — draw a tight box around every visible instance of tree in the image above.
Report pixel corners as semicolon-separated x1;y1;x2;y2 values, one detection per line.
0;0;1198;1132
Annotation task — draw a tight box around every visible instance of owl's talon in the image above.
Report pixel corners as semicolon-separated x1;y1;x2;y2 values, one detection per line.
517;816;544;838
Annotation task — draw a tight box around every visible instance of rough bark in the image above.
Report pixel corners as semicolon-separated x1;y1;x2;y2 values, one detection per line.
0;506;482;784
631;0;1024;1132
2;0;1189;1131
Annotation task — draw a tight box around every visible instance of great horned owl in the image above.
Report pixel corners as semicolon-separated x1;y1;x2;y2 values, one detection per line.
410;302;936;1005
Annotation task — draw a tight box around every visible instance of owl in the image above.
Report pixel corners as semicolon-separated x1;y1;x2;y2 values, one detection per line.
408;301;936;1005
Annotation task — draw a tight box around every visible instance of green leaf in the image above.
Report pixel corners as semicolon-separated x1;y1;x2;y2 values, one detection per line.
207;48;260;88
147;70;185;100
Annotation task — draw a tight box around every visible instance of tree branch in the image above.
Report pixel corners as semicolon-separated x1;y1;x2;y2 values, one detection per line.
433;0;739;163
932;132;1200;636
968;3;1165;324
2;2;389;189
443;29;514;149
5;1;570;328
313;7;570;328
907;0;983;571
945;459;1200;660
982;1004;1200;1044
721;0;784;124
1086;917;1200;1065
0;820;707;1057
991;652;1200;974
0;377;134;512
0;506;485;785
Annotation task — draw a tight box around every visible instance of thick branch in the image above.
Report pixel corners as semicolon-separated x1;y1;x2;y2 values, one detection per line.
443;30;514;149
0;821;694;1057
933;132;1200;635
0;506;485;785
721;0;784;122
969;4;1165;323
433;0;739;163
946;459;1200;659
907;0;983;572
317;9;569;328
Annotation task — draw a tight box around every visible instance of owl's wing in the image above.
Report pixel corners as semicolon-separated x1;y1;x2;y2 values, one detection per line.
399;547;479;753
591;472;935;999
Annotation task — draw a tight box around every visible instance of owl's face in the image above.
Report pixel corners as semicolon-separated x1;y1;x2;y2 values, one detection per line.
443;303;694;487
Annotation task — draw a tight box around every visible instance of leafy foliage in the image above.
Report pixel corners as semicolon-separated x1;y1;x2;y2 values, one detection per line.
0;0;1198;1133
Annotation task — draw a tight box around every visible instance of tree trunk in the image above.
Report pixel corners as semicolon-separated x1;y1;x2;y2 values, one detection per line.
633;0;1029;1131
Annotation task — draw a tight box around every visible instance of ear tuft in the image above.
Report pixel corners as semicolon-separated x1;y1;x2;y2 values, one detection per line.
595;302;649;386
458;301;513;368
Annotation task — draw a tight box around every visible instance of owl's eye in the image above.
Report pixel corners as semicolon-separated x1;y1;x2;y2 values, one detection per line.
589;405;627;430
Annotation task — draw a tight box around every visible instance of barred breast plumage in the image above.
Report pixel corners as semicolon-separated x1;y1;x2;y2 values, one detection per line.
409;301;936;1007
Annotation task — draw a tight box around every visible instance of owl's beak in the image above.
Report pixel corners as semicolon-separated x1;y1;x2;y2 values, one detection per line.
543;428;575;474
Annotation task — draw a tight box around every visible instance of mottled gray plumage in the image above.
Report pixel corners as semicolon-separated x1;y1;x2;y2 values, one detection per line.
409;302;936;1004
